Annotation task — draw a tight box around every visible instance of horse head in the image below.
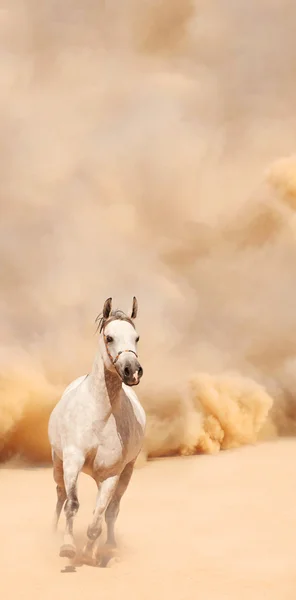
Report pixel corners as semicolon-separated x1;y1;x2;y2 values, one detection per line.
96;297;143;386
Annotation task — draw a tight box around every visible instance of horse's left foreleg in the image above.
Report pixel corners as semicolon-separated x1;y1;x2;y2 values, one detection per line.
83;475;119;562
104;460;135;548
100;459;135;567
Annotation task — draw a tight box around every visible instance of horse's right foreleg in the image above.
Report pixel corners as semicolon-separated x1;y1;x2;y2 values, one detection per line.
59;448;84;560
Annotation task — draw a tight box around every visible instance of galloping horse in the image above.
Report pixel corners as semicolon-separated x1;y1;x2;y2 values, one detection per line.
48;297;145;565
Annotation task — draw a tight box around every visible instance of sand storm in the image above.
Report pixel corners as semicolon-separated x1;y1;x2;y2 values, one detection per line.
1;2;296;464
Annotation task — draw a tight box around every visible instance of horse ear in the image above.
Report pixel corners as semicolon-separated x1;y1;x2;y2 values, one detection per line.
131;296;138;319
103;297;112;319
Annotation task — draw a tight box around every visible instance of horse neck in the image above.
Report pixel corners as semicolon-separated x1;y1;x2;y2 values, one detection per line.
89;350;122;407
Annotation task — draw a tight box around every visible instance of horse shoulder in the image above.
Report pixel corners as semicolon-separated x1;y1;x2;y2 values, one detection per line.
48;375;95;453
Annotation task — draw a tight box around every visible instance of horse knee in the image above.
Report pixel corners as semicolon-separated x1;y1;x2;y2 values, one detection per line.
65;493;79;518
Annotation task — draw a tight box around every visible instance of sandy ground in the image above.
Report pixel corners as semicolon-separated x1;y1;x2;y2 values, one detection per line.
1;439;296;600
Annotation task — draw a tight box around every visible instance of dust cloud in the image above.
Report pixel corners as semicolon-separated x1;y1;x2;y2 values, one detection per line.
1;1;296;464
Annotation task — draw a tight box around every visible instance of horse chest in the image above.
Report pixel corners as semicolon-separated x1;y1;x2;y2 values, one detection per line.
92;416;126;473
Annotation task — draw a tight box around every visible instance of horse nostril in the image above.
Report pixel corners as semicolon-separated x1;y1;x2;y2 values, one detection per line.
138;366;143;378
124;366;130;378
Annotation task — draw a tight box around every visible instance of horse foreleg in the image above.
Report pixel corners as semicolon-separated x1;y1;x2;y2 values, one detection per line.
83;475;119;564
60;449;84;560
101;460;135;567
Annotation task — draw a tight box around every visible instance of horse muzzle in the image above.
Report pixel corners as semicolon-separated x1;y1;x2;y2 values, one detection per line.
118;357;143;386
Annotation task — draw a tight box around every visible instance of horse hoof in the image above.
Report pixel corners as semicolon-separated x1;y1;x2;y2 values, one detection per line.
100;556;110;568
59;544;76;559
81;544;99;567
100;545;117;568
84;554;99;567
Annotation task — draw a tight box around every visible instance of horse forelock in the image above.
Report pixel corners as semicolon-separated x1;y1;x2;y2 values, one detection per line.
95;310;135;334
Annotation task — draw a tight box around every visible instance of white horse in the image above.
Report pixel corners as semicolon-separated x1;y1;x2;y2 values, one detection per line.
48;297;146;566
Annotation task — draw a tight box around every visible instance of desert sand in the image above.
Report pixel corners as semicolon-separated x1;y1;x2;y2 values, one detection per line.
1;439;295;600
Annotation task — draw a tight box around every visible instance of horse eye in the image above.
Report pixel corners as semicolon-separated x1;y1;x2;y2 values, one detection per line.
106;335;113;343
136;336;140;343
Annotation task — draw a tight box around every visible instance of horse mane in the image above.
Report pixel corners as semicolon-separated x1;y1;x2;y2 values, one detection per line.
95;309;135;334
